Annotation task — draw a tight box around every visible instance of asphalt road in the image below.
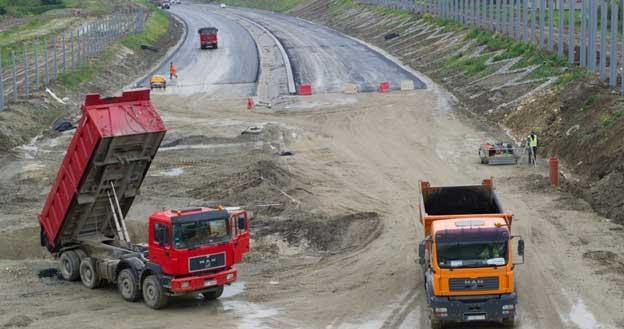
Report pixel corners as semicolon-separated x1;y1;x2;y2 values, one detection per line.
145;4;425;96
228;7;426;93
145;5;259;96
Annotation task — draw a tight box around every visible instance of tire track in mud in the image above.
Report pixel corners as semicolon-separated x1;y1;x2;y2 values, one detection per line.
379;287;424;329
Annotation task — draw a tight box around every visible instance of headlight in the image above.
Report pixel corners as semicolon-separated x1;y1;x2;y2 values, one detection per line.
181;281;190;289
435;307;448;313
226;273;235;281
502;304;515;310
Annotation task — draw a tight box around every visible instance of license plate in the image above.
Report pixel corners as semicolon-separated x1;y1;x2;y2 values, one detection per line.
466;315;486;321
203;279;217;287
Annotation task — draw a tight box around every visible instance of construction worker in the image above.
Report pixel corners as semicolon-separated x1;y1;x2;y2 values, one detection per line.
528;131;538;165
169;62;178;79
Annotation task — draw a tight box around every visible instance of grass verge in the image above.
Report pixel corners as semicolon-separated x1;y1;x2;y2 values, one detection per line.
60;2;170;91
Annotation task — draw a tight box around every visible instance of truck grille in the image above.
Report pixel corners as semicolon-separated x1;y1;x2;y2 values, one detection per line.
449;277;499;291
188;252;226;272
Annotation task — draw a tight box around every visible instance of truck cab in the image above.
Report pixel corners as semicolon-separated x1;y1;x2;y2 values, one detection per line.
418;179;525;328
147;207;250;294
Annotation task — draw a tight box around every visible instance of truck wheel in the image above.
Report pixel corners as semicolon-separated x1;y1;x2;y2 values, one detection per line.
502;316;515;327
203;285;224;301
80;258;100;289
59;250;80;281
118;269;141;302
142;275;169;309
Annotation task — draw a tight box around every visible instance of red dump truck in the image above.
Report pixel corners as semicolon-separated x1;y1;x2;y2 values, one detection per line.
39;89;251;309
198;27;218;49
417;179;525;328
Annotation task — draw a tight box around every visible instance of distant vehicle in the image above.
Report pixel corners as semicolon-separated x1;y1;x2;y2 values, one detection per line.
220;3;227;8
150;75;167;89
161;1;170;9
198;27;219;49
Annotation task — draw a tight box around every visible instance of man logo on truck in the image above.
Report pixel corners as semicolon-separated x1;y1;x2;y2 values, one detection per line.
465;279;484;289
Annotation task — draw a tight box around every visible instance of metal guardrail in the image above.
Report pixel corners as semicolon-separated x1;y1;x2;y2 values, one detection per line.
0;8;146;112
355;0;624;95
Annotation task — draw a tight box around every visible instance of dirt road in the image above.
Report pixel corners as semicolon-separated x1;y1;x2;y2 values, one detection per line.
1;4;624;329
2;77;624;328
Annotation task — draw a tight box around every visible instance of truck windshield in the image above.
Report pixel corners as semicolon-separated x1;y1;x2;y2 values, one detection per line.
173;218;229;249
437;242;508;268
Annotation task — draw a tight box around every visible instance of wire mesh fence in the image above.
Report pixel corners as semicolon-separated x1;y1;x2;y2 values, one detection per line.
0;8;146;111
356;0;624;95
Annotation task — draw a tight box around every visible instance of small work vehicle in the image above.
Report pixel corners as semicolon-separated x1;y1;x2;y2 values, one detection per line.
150;75;167;90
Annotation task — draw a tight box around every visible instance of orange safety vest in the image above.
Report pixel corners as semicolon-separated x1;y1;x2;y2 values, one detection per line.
169;64;177;74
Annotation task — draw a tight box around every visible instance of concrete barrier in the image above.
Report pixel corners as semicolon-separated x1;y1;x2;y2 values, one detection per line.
298;84;312;95
400;80;415;91
343;83;358;94
378;81;390;93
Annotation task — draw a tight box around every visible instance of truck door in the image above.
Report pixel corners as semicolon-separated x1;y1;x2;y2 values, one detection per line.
231;212;250;263
149;221;173;274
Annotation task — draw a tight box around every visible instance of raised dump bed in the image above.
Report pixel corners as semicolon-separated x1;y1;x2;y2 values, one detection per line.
39;89;166;252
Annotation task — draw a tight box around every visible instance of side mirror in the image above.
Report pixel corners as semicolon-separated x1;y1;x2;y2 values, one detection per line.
418;241;426;265
518;239;525;256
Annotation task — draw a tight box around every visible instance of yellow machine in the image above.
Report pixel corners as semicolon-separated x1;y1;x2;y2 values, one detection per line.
149;75;167;90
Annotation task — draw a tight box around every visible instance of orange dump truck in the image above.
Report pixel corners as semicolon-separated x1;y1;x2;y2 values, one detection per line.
417;179;525;328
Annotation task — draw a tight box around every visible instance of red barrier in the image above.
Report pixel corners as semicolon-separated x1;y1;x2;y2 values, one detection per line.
549;157;559;186
378;81;390;93
246;97;255;110
298;84;312;96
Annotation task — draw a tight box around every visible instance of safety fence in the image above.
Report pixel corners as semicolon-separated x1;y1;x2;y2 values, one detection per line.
356;0;624;95
0;8;146;112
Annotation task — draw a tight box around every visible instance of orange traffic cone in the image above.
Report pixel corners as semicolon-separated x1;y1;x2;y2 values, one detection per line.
246;97;255;110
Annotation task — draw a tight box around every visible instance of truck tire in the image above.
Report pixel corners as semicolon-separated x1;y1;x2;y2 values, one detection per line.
203;285;224;301
142;275;169;309
80;258;100;289
118;268;141;302
59;250;80;281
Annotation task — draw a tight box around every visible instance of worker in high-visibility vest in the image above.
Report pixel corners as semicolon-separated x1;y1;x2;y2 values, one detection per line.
528;131;538;165
169;62;178;79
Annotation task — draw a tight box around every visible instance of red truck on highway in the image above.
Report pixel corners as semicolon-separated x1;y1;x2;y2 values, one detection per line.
39;89;251;309
198;27;218;49
418;179;524;328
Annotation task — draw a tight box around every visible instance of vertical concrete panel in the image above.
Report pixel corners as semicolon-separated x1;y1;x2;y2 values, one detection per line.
610;3;618;86
548;0;554;50
568;0;575;63
540;0;545;47
581;0;587;67
532;0;537;42
497;0;502;31
589;0;597;71
558;0;563;56
599;0;607;80
523;0;529;40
